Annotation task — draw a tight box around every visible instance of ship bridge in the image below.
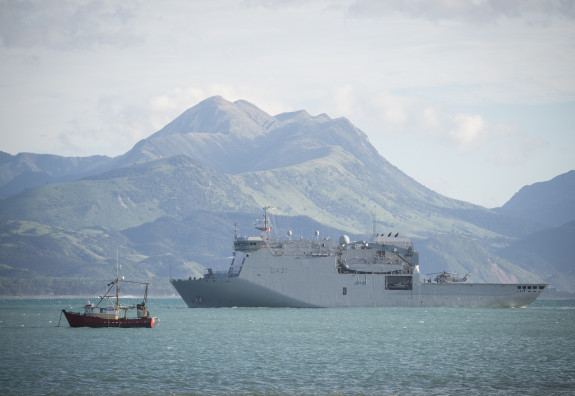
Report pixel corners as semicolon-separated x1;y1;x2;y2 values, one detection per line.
372;235;414;250
234;236;265;252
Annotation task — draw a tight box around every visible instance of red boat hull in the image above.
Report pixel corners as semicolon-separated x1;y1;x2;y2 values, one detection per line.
62;310;155;328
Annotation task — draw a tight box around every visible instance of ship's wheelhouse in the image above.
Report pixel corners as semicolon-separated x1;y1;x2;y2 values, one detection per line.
234;236;265;252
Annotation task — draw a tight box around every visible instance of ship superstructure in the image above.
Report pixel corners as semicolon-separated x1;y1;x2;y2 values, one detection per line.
171;207;546;308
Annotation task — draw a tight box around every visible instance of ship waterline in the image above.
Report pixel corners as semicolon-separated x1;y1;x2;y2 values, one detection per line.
171;208;546;308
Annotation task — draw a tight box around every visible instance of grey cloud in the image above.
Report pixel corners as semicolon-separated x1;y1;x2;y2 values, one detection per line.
347;0;575;24
0;0;142;50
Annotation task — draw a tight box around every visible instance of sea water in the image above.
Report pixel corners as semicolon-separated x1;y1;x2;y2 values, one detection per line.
0;298;574;396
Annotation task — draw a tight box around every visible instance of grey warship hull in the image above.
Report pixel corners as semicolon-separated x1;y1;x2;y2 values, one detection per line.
171;212;546;308
171;278;545;308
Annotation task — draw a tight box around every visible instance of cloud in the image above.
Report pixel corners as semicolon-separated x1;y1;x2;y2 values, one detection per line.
0;0;141;50
488;126;548;166
54;85;248;156
346;0;575;24
321;86;549;170
422;106;441;128
53;94;150;157
324;87;420;135
449;113;487;149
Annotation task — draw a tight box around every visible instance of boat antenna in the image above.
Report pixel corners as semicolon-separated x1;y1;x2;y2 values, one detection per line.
372;212;377;239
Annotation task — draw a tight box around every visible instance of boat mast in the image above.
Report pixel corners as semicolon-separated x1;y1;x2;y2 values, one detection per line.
143;282;149;303
255;205;273;239
115;246;120;309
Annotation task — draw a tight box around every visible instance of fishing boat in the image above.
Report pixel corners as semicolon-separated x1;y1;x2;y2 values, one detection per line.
61;266;156;328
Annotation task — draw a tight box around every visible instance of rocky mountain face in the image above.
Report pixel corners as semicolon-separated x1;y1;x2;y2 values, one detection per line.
0;96;573;295
497;220;575;293
494;170;575;228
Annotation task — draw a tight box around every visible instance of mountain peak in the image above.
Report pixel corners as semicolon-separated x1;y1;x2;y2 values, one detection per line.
496;170;575;227
116;96;389;174
502;170;575;211
234;99;275;126
154;96;270;139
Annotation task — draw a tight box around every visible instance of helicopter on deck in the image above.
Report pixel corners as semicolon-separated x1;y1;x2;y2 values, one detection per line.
427;271;470;284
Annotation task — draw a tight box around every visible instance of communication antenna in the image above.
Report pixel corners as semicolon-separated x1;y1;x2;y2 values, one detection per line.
372;212;377;238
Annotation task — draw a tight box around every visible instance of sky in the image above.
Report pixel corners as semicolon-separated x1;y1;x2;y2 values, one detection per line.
1;0;574;208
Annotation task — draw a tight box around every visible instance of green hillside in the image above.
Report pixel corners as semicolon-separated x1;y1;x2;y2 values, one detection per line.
0;155;257;230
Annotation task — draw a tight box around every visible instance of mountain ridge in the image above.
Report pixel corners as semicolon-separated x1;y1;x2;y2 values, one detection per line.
0;96;572;295
0;152;112;196
495;170;575;228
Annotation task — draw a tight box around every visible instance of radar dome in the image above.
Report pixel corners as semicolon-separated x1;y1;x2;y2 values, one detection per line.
339;235;350;245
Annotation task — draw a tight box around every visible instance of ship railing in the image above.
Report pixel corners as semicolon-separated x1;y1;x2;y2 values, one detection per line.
266;239;336;250
203;269;234;279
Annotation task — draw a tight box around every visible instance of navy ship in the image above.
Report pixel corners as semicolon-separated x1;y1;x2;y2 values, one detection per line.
171;207;546;308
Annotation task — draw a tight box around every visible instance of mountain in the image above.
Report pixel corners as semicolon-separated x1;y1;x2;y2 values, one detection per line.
0;171;56;197
497;220;575;293
2;98;536;240
0;151;112;197
0;155;256;230
490;170;575;292
0;96;568;295
115;96;385;174
494;170;575;228
113;97;272;173
110;97;538;239
416;233;542;284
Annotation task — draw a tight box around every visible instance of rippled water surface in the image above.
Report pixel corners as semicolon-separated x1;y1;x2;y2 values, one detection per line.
1;298;574;395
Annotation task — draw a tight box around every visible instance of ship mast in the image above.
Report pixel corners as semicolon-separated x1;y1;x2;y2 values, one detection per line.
255;205;273;239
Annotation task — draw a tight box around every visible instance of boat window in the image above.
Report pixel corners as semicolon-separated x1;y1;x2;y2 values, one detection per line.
539;286;545;289
343;287;347;295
